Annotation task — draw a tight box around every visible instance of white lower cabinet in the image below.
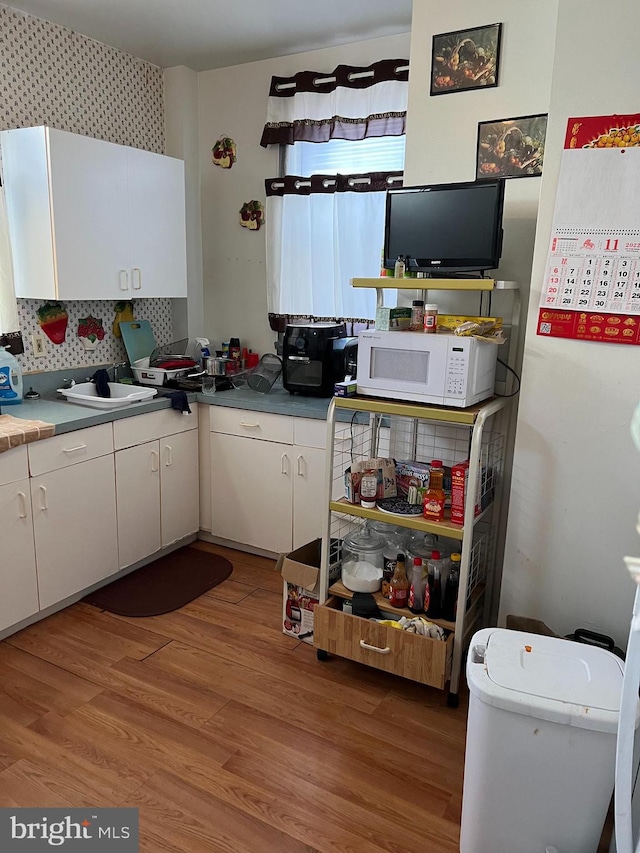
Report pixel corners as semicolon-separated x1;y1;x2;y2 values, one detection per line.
115;426;199;569
31;454;119;610
209;409;329;554
209;432;293;553
0;476;39;631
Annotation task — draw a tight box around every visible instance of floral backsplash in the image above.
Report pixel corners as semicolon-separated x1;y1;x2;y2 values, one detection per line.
16;299;173;374
0;4;172;373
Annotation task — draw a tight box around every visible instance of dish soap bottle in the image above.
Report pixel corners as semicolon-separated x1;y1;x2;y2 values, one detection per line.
0;346;23;405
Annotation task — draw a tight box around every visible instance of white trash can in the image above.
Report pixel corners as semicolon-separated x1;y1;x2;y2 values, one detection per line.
461;628;624;853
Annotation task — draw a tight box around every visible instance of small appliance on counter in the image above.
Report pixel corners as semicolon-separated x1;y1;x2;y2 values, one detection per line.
282;322;358;397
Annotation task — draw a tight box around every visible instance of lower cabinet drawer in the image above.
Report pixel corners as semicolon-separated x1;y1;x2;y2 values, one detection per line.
314;597;453;690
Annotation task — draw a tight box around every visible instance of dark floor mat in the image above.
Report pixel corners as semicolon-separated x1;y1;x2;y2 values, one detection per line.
83;545;233;617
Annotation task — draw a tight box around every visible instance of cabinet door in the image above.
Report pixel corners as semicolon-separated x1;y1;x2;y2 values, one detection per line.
0;479;39;631
126;146;187;298
210;433;293;553
48;128;131;300
160;430;199;547
32;455;118;610
292;446;326;550
115;441;161;569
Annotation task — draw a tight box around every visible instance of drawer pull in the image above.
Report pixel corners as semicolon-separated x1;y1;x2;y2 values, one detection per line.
17;491;28;519
297;454;305;476
151;450;159;473
239;421;260;429
281;453;290;475
63;443;88;454
165;445;173;466
119;269;129;291
39;485;48;511
359;640;391;655
132;267;142;290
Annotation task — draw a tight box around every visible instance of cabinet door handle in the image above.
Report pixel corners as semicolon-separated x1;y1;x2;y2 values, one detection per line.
39;485;48;511
239;421;260;429
63;443;87;454
165;445;173;467
359;640;391;655
297;454;305;476
281;453;290;475
17;491;28;519
151;450;159;472
132;267;142;290
119;269;129;292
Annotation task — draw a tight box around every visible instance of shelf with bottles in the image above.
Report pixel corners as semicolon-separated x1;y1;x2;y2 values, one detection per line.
351;277;498;291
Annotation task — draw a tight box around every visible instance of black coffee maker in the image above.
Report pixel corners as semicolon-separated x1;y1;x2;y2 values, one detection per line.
282;322;357;397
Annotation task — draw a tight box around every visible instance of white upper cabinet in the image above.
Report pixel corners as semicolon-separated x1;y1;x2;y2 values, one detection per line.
1;126;187;300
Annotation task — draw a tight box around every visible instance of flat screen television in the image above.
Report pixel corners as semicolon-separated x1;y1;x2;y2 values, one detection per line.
384;179;504;275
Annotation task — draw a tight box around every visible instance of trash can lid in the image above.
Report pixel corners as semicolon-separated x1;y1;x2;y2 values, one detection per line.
467;628;626;732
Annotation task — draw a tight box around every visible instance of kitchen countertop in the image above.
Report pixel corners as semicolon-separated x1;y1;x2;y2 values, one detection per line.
2;383;345;435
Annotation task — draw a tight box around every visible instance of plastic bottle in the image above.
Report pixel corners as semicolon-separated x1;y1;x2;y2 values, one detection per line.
426;551;443;619
407;557;424;614
423;460;446;522
394;255;406;278
376;525;407;600
0;346;23;405
389;553;409;608
230;337;241;364
424;304;438;333
442;553;461;621
360;470;378;509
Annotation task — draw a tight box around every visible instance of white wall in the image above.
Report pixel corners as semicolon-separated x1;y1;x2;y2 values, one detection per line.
196;34;410;357
405;0;558;334
164;65;204;341
500;0;640;646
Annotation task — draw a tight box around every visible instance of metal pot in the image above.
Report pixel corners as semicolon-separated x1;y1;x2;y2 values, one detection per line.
204;357;235;376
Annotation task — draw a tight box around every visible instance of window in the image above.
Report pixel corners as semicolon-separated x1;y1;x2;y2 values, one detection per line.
262;58;409;320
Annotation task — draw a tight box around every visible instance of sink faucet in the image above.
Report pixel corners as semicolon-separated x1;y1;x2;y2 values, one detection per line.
111;361;128;382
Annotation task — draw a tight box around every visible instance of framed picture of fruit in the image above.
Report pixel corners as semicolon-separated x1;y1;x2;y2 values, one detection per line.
430;23;501;95
476;114;548;180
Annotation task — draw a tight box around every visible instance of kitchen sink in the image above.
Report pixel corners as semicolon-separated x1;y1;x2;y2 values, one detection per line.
57;382;158;409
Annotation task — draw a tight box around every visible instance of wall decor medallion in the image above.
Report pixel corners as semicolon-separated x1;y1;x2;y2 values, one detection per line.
36;302;68;345
212;135;237;169
239;200;264;230
77;315;106;350
431;23;502;95
476;114;548;179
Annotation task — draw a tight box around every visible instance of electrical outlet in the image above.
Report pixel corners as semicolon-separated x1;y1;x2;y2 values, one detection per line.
32;332;47;358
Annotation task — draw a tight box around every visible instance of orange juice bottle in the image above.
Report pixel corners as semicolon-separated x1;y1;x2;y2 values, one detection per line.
423;460;445;522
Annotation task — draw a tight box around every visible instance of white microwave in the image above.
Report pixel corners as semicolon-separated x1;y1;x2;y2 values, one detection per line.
356;330;498;408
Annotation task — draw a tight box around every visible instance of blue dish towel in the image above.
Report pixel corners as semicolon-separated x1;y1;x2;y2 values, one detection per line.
166;390;191;415
92;369;111;398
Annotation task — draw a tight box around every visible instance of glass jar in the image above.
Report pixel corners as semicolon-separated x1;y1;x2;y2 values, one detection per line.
341;527;385;593
406;531;439;566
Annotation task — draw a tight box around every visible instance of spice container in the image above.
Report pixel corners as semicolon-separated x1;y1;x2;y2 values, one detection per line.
424;304;438;333
341;528;385;593
394;255;406;278
410;300;425;331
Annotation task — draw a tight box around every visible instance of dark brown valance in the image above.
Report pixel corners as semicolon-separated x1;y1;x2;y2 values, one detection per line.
265;171;403;197
260;58;409;147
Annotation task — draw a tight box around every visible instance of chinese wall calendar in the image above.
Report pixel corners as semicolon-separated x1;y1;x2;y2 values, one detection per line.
537;114;640;344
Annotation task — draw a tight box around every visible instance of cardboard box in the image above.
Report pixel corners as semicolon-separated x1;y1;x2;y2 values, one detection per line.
278;539;340;644
334;379;357;397
375;306;412;331
451;460;482;525
344;457;397;503
396;460;452;506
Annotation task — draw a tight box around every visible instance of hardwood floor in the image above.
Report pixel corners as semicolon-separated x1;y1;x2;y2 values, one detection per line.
0;541;612;851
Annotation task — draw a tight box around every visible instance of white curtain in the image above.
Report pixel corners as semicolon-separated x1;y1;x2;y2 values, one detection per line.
267;185;389;318
0;185;19;336
262;58;408;319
